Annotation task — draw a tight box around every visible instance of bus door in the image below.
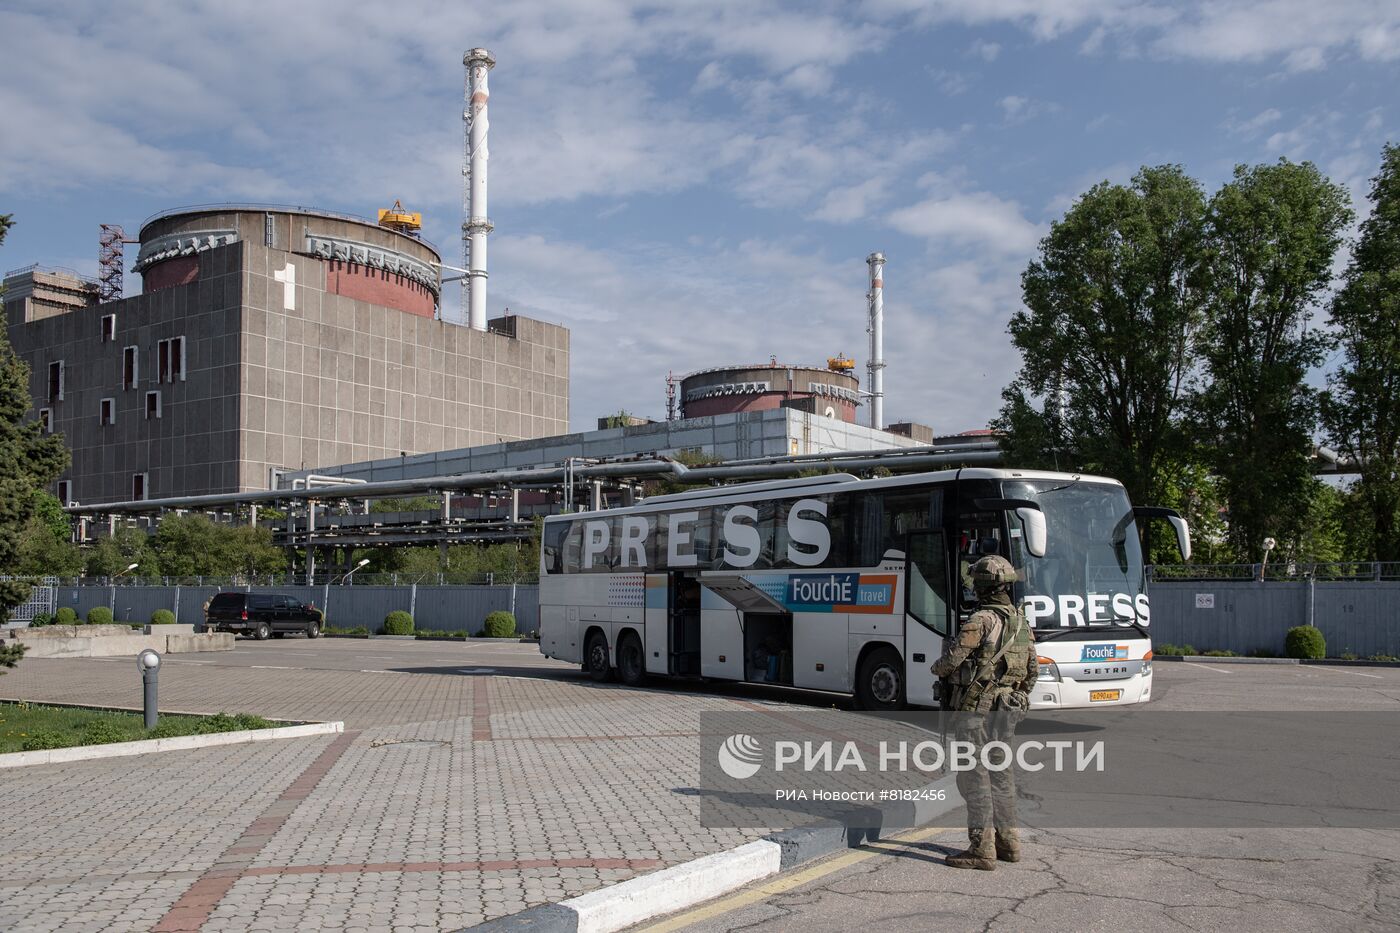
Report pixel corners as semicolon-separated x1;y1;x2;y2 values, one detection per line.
904;530;953;707
668;572;702;677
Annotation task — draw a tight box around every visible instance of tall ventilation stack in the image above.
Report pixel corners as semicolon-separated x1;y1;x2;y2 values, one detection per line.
866;252;885;430
462;48;496;330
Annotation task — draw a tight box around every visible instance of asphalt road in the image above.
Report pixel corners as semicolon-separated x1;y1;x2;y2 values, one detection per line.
631;658;1400;933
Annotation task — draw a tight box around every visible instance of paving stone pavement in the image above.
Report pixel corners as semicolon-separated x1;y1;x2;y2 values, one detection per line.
0;642;783;931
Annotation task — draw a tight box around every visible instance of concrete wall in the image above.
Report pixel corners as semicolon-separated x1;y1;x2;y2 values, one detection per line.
1148;580;1400;657
55;584;540;635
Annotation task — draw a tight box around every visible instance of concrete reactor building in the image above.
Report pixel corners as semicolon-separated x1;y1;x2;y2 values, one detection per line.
5;204;569;504
679;359;862;422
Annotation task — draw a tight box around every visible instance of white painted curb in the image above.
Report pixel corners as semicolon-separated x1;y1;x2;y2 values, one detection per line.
567;840;782;933
0;720;343;770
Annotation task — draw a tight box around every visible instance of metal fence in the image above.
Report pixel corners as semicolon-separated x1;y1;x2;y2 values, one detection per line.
1147;578;1400;657
46;583;539;635
0;576;58;623
58;571;541;588
1149;562;1400;582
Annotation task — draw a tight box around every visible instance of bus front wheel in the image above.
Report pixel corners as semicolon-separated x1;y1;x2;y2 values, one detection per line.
856;646;906;711
585;631;614;683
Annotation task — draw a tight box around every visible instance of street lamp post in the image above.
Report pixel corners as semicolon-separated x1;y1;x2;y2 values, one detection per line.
110;562;139;616
1259;537;1277;581
137;649;161;729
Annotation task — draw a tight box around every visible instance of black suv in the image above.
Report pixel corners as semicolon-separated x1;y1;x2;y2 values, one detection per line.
206;592;324;640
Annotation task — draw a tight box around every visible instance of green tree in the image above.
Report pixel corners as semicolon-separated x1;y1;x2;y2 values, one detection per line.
149;513;283;577
1320;143;1400;562
1193;160;1352;559
15;491;82;576
994;166;1208;507
84;526;157;577
0;213;72;619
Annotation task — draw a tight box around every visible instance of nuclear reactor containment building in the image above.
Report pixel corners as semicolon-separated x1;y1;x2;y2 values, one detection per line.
5;205;570;504
680;361;862;422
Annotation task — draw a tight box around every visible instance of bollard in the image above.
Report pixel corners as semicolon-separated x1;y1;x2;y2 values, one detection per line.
137;649;161;729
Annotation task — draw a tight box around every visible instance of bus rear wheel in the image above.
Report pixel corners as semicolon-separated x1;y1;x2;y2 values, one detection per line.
856;646;906;711
585;631;614;683
617;632;646;687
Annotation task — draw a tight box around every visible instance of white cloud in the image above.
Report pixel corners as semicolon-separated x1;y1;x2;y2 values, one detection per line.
969;39;1002;61
1226;107;1284;138
886;191;1042;255
997;95;1059;125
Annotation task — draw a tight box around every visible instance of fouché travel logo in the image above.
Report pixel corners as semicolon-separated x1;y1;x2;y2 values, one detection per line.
718;734;764;779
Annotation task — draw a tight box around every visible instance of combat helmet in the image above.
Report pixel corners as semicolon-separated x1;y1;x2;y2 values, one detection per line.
970;554;1017;588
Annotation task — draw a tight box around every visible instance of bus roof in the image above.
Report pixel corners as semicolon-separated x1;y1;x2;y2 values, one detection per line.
546;467;1124;523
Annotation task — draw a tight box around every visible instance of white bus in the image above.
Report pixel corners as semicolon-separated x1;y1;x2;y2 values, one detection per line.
538;468;1190;710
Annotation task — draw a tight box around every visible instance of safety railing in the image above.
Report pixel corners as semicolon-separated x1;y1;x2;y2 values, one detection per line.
1148;562;1400;582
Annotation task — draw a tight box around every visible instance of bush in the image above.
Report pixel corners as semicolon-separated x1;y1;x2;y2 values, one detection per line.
383;611;414;635
150;609;176;625
81;719;129;745
322;625;369;636
1202;649;1239;657
482;610;517;639
414;629;470;640
86;606;113;626
29;612;52;628
1284;625;1326;660
54;607;78;626
22;729;73;751
1153;643;1196;657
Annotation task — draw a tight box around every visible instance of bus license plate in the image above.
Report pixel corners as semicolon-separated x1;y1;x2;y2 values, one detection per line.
1089;690;1122;702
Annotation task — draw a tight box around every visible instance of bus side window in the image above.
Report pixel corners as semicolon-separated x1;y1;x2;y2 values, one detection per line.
542;521;569;574
562;521;584;574
956;513;1003;611
772;495;846;569
906;531;951;636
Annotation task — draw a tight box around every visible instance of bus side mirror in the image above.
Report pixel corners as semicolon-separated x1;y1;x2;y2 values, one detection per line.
972;498;1047;559
1134;506;1192;561
1168;515;1191;562
1016;508;1047;558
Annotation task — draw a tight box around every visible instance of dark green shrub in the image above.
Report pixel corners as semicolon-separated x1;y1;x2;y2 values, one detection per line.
1153;643;1195;657
81;719;129;745
482;610;517;638
22;730;72;751
54;607;78;626
383;611;414;635
150;609;176;625
86;606;114;626
1369;654;1399;662
1284;625;1326;660
190;712;274;734
1202;649;1239;657
29;613;52;628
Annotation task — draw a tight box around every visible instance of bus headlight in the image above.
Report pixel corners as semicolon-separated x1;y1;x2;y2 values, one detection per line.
1036;656;1060;682
1141;649;1153;676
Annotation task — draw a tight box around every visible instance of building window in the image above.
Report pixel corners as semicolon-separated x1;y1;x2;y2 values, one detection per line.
123;346;140;389
157;336;187;383
145;390;161;420
57;480;72;505
100;397;115;425
101;313;116;342
39;408;52;434
48;361;64;402
132;473;148;501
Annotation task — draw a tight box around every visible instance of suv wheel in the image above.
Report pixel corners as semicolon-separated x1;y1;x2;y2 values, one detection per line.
254;621;272;641
306;621;321;639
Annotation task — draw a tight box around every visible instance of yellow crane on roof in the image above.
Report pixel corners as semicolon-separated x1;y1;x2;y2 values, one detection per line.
377;199;422;233
827;354;855;372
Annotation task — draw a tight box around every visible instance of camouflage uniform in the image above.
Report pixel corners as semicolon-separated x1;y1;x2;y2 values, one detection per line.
932;556;1036;870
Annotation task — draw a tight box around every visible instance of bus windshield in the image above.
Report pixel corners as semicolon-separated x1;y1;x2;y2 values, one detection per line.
1001;478;1148;634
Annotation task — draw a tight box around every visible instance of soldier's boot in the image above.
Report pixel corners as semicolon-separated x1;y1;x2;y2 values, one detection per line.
946;829;996;871
994;827;1021;863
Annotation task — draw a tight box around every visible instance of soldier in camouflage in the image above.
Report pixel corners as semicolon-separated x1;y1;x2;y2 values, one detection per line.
932;554;1037;870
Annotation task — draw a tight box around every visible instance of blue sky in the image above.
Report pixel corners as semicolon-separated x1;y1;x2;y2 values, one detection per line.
2;1;1396;435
